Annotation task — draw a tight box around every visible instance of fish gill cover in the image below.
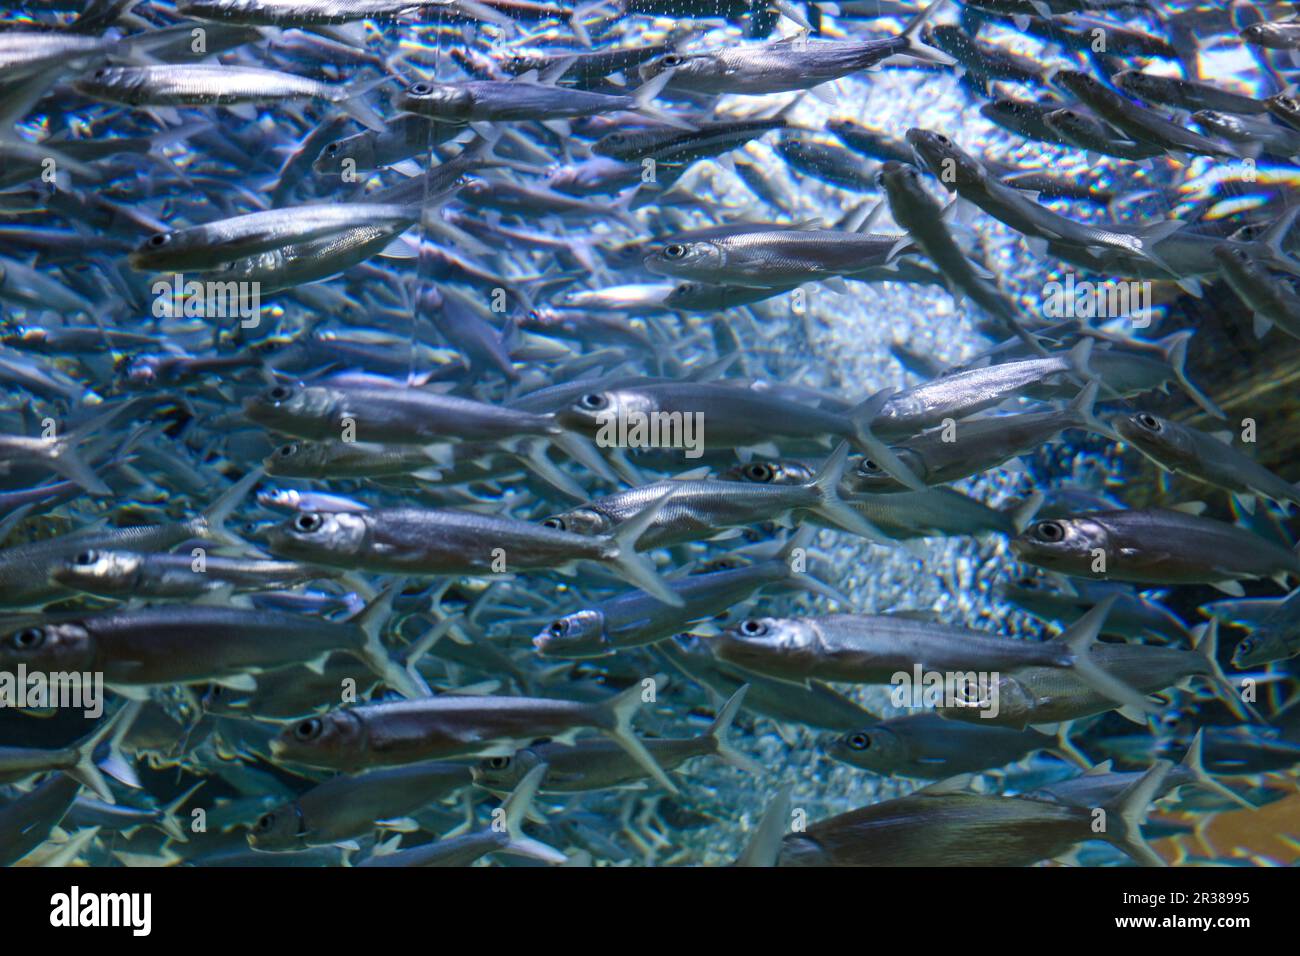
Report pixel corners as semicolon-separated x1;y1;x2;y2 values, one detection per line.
0;0;1296;873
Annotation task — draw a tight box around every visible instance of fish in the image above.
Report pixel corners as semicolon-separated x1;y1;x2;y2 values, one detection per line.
1115;410;1300;511
822;712;1055;778
355;764;566;866
471;686;760;791
939;620;1250;728
0;0;1296;875
246;760;473;850
637;0;953;96
778;763;1172;866
1012;507;1300;594
263;495;685;606
710;598;1151;712
73;63;387;131
267;682;680;792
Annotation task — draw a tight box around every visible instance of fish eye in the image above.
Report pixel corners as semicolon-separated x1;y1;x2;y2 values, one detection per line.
662;54;683;67
1033;521;1065;542
858;459;882;474
276;443;300;458
11;627;45;649
549;619;568;636
293;718;322;741
146;233;170;247
1017;576;1038;588
408;82;433;95
487;756;511;770
847;733;870;751
934;134;951;146
1135;413;1160;431
578;392;608;410
74;550;98;565
542;517;567;531
325;143;339;155
293;512;324;533
266;385;293;402
663;244;687;259
738;619;767;637
255;812;275;832
93;67;109;79
745;462;772;481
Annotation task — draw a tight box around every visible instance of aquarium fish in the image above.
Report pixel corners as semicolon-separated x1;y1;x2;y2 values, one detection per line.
779;762;1171;866
263;493;684;606
0;468;259;609
823;713;1054;778
906;128;1186;281
711;598;1150;712
0;774;83;867
1215;243;1300;342
73;63;386;131
941;620;1252;728
533;527;837;658
1116;411;1300;512
849;381;1107;491
540;443;903;550
638;0;953;96
1052;70;1241;160
268;683;679;793
247;760;473;851
357;764;565;867
0;589;427;700
472;685;759;792
1013;507;1300;594
1111;70;1267;116
0;704;135;803
643;227;915;289
129;203;423;273
51;549;335;600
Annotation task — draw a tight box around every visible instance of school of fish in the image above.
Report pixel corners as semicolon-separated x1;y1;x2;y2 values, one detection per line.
1;0;1300;868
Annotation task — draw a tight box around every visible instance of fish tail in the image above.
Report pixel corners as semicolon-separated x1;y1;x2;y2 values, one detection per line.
352;582;432;699
845;391;926;492
1003;491;1044;535
199;467;264;547
596;681;678;794
1065;379;1119;442
68;700;142;804
1180;728;1256;810
498;764;568;864
332;76;390;133
158;780;204;844
46;438;111;496
778;523;853;604
896;0;957;66
602;486;683;606
508;437;588;501
734;783;793;866
1100;760;1173;867
1160;329;1226;419
1193;619;1264;723
705;685;763;773
809;440;902;548
548;430;621;486
1061;596;1156;714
